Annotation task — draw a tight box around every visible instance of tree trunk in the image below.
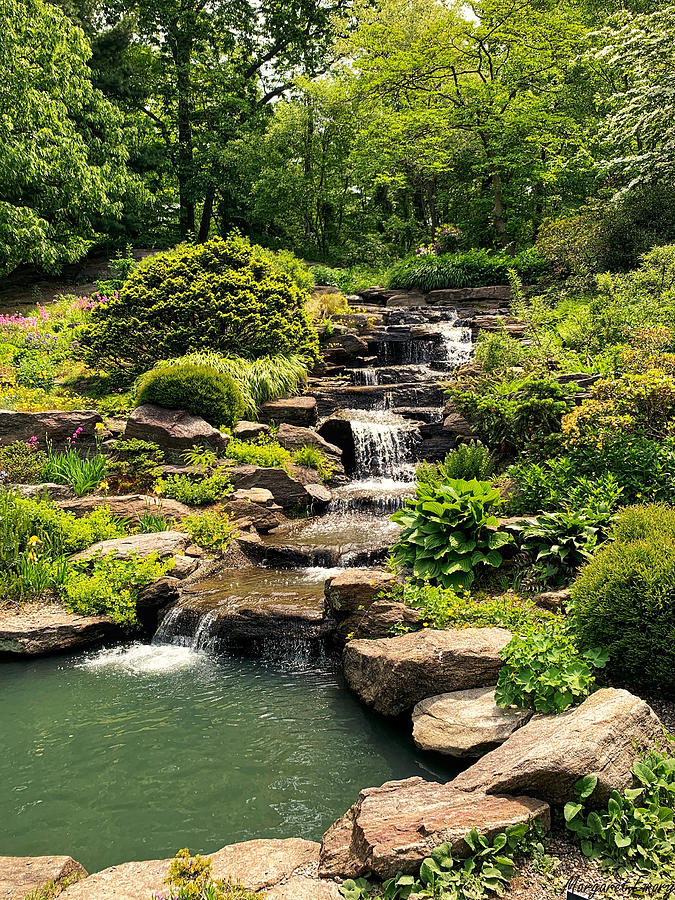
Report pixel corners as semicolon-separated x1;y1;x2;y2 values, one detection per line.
491;169;509;248
198;188;215;242
171;24;195;238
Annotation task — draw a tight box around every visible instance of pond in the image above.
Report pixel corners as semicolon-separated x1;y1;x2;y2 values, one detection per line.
0;644;459;873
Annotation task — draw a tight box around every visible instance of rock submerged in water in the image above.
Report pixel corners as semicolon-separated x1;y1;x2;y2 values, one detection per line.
343;627;511;717
318;777;550;879
412;687;532;757
452;687;664;806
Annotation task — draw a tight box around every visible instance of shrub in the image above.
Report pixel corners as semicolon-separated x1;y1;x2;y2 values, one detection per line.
182;509;236;552
162;848;264;900
0;439;47;483
571;504;675;692
153;471;232;505
43;447;107;496
108;439;164;491
135;362;245;427
391;478;512;590
259;247;315;292
305;291;349;322
474;329;527;373
495;621;608;714
416;442;495;487
451;376;573;455
385;248;547;292
81;235;319;375
225;437;291;468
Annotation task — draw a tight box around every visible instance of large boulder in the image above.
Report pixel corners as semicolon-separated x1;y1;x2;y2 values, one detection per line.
412;687;532;758
337;600;422;643
324;568;399;618
343;628;511;717
15;483;75;501
234;466;329;511
59;839;332;900
452;688;664;806
318;777;550;879
259;397;318;427
125;404;228;452
0;608;123;657
0;855;87;897
70;530;190;564
0;410;104;448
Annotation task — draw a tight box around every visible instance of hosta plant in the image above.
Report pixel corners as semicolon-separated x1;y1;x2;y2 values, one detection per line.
391;479;512;590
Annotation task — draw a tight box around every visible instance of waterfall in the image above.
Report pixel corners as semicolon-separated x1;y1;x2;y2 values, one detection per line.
352;368;378;386
436;317;473;368
378;339;434;366
348;410;419;479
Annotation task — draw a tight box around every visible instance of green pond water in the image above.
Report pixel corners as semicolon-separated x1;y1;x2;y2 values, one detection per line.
0;643;459;873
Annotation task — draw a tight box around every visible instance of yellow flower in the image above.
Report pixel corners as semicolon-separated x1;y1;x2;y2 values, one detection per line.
99;480;109;493
28;535;41;546
95;422;105;433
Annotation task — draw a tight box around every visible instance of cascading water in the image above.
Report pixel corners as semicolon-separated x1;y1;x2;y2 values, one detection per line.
436;316;473;368
352;368;377;386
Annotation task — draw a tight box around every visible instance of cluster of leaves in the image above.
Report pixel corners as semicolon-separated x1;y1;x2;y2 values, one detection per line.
43;447;107;497
182;510;237;552
385;248;546;292
571;504;675;694
340;823;545;900
108;439;165;491
416;442;495;488
450;377;573;456
565;750;675;878
158;848;263;900
0;439;48;483
224;436;334;481
391;479;512;591
154;471;232;506
135;362;245;427
495;621;608;714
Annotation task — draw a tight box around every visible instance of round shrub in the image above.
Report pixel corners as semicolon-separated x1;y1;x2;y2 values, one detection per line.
81;235;319;375
572;505;675;693
135;363;245;427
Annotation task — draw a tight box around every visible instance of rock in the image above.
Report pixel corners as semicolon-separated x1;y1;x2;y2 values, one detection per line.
233;420;270;440
56;494;191;521
531;588;570;612
136;576;181;631
222;498;284;533
235;466;328;511
324;568;399;618
0;855;87;896
426;285;511;305
452;688;664;806
0;409;104;448
15;482;75;501
0;607;123;657
338;600;422;642
70;530;190;564
318;777;550;879
343;628;511;717
171;554;199;578
259;397;318;427
266;876;341;899
443;410;477;439
412;687;532;757
125;405;228;452
59;839;322;900
275;423;343;460
305;482;332;505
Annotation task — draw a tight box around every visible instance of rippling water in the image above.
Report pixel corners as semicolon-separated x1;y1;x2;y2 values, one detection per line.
0;646;458;872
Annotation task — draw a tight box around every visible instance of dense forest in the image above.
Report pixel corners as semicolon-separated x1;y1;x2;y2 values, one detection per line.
1;0;672;278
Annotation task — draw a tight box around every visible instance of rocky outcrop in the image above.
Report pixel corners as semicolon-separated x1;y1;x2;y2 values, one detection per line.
70;530;190;564
15;483;75;501
0;854;87;896
343;628;511;717
531;588;570;612
0;607;123;657
222;496;284;533
136;576;181;632
58;839;335;900
412;687;532;757
234;467;330;511
0;410;104;448
233;420;270;440
318;777;550;879
452;688;664;806
324;568;399;617
259;397;318;427
56;494;191;521
337;600;422;642
276;423;344;462
125;405;228;452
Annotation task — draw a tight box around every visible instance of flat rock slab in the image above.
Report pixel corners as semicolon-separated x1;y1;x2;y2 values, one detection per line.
259;396;318;427
413;687;532;757
452;688;664;806
57;494;191;521
343;628;511;717
60;839;324;900
0;410;103;448
71;531;190;563
0;607;122;657
0;854;87;896
319;777;550;878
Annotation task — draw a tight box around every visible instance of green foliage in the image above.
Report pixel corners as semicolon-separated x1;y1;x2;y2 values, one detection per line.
513;507;613;584
167;352;309;421
451;377;573;455
225;437;292;467
108;439;165;490
495;621;608;714
43;447;107;497
386;249;547;292
136;510;172;533
154;471;232;506
162;848;264;900
474;330;527;373
387;581;559;632
16;355;55;389
416;442;495;488
391;479;513;591
571;504;675;692
96;248;137;295
259;247;315;291
81;236;319;375
63;552;172;627
291;444;335;482
182;509;236;551
565;749;675;877
0;440;47;484
135;362;245;427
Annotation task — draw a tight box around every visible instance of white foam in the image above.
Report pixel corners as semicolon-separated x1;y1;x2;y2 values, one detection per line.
81;643;207;674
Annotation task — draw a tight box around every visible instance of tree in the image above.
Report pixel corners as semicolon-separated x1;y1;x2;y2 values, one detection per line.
0;0;136;275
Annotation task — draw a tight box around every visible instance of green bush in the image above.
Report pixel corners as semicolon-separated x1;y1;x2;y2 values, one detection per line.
108;439;164;490
386;248;547;292
164;848;263;900
81;235;319;375
571;504;675;692
391;478;512;590
225;437;292;468
416;441;495;487
291;444;335;482
153;470;232;505
182;509;236;552
135;362;245;427
495;621;608;714
474;329;527;373
259;248;315;292
0;440;48;483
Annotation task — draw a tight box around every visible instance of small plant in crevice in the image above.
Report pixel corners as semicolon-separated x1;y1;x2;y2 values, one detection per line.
182;510;237;552
416;441;495;487
153;471;232;506
157;848;264;900
109;438;164;491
